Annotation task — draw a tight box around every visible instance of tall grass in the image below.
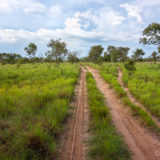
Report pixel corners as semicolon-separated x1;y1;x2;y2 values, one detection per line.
120;63;160;118
0;63;79;159
86;72;131;160
88;63;160;132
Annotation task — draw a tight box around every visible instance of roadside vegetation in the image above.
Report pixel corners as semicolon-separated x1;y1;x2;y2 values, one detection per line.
0;63;79;160
121;63;160;118
86;72;131;160
88;63;160;132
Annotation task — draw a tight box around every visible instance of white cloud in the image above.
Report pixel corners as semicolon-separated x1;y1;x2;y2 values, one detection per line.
0;7;139;44
120;0;160;23
0;0;47;14
120;4;142;22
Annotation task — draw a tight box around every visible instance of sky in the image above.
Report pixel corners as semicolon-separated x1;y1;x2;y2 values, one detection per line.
0;0;159;57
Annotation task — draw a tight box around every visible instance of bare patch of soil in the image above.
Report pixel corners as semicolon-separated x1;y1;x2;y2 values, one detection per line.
58;67;89;160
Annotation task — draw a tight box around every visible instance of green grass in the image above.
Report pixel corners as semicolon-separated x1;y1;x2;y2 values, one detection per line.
120;63;160;118
88;62;160;133
0;63;80;160
86;72;131;160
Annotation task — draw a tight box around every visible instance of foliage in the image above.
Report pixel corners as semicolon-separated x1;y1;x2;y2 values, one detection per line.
122;63;160;118
132;48;145;61
24;42;37;59
106;46;129;62
67;50;80;64
0;53;22;64
0;63;79;159
46;39;68;64
88;45;104;63
124;59;136;76
151;51;158;62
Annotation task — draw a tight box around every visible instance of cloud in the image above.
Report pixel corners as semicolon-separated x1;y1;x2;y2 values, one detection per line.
0;6;139;45
120;0;160;23
0;0;47;14
120;4;142;22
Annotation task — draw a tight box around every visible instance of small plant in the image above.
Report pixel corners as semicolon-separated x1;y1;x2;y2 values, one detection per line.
124;59;136;77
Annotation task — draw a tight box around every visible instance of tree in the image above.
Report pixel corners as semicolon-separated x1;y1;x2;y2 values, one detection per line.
132;48;145;61
107;46;119;62
151;51;158;62
88;45;104;63
124;59;136;77
67;50;80;66
46;39;68;64
103;51;111;62
140;23;160;56
24;42;37;59
117;47;130;62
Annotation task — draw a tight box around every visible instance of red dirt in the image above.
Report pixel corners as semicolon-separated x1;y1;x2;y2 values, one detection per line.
58;67;89;160
118;68;160;127
87;66;160;160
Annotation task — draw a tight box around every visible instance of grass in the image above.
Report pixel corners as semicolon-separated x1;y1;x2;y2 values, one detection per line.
86;72;131;160
120;63;160;118
87;62;160;132
0;63;80;160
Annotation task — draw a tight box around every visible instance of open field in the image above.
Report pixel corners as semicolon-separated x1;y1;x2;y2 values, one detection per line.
0;63;79;159
121;63;160;118
1;62;160;160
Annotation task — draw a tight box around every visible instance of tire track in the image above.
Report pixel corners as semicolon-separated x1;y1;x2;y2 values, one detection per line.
59;67;88;160
87;66;160;160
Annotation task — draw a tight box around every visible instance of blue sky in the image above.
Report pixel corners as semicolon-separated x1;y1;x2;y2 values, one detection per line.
0;0;159;57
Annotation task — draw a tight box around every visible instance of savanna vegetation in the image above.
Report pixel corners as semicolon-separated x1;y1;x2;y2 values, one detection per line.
1;22;160;159
0;63;79;159
121;63;160;117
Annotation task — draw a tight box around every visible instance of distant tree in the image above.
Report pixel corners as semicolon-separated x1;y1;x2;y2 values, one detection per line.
140;23;160;57
132;48;145;61
151;51;158;62
68;50;80;66
107;46;119;62
103;51;111;62
124;59;136;77
24;42;37;59
88;45;104;63
46;39;68;64
117;47;130;62
0;53;21;64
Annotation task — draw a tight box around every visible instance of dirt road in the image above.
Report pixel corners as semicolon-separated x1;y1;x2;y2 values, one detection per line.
87;66;160;160
59;67;89;160
118;68;160;127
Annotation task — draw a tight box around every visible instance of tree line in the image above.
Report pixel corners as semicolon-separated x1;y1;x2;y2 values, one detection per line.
1;22;160;65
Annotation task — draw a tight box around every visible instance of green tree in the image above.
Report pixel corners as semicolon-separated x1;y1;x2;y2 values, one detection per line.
46;39;68;64
151;51;158;62
24;42;37;59
88;45;104;63
117;47;130;62
140;23;160;56
67;50;80;66
107;46;119;62
132;48;145;61
124;59;136;77
103;51;111;62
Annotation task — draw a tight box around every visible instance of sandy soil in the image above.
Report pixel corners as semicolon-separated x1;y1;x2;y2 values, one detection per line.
118;68;160;127
87;66;160;160
58;67;89;160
